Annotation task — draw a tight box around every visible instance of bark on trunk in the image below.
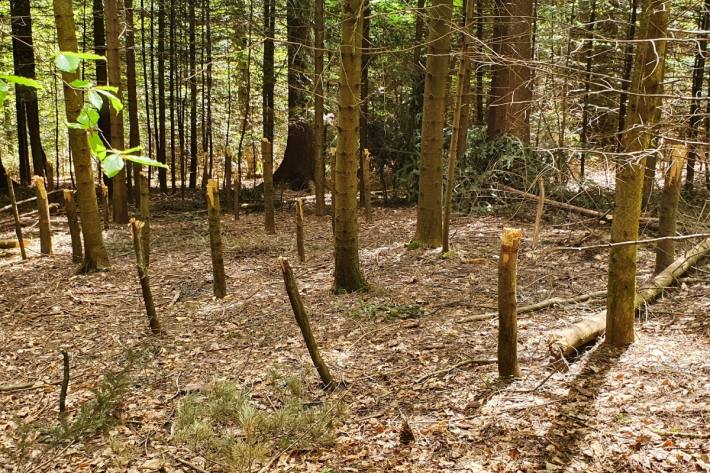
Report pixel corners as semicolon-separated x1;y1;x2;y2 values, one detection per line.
130;219;161;335
334;0;368;292
262;138;276;234
105;0;129;223
498;228;523;377
607;0;669;347
33;176;52;255
6;173;28;260
654;145;685;274
206;179;226;298
53;0;110;272
63;189;83;263
415;0;452;247
313;0;326;215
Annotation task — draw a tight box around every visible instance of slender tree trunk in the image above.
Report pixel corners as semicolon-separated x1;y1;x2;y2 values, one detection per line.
263;0;275;142
685;0;710;191
189;0;198;188
206;0;213;188
64;189;83;263
334;0;368;292
415;0;453;247
105;0;129;223
52;0;110;272
125;0;142;207
616;0;638;151
313;0;326;215
606;0;669;347
157;0;168;192
262;138;276;234
475;0;485;124
655;145;685;274
443;0;475;253
11;0;48;185
579;0;596;179
406;0;427;152
149;0;159;184
169;0;176;192
93;0;112;184
359;1;371;207
487;0;534;143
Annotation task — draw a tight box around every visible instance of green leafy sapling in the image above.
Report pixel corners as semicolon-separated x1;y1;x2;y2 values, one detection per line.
54;51;168;178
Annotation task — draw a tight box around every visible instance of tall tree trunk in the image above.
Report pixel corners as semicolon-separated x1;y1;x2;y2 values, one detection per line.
11;0;48;186
406;0;427;151
475;0;485;124
157;0;168;192
616;0;638;151
188;0;198;188
140;0;154;177
105;0;129;223
169;0;177;192
263;0;276;143
93;0;112;187
313;0;326;215
334;0;367;292
52;0;110;272
205;0;214;187
415;0;453;247
685;0;710;191
10;0;48;187
149;0;159;183
487;0;534;143
606;0;669;347
359;1;371;207
579;0;596;179
125;0;142;206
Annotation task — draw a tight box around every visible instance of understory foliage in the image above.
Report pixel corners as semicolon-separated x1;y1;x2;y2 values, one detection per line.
174;376;346;471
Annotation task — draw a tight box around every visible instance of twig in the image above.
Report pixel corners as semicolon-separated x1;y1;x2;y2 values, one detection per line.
552;233;710;252
459;290;606;322
166;452;210;473
414;358;496;385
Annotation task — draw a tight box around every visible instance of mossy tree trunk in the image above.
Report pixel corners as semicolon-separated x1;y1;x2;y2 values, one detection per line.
52;0;110;272
333;0;368;292
606;0;669;347
415;0;452;248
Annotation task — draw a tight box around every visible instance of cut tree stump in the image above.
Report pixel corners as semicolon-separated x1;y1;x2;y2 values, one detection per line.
130;219;162;335
33;176;53;255
498;227;523;378
63;190;83;263
5;174;27;260
547;236;710;358
207;179;227;298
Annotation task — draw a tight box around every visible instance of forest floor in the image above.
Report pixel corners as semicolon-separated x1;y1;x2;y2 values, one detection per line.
0;193;709;472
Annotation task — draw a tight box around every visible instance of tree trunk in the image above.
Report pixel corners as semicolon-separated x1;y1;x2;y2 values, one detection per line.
105;0;129;224
188;0;198;188
206;179;226;298
274;0;314;188
313;0;326;215
53;0;110;272
359;1;371;207
262;0;276;142
11;0;48;186
140;0;154;177
606;0;669;347
498;228;522;378
93;0;112;191
654;145;685;274
157;0;168;192
415;0;452;248
443;0;475;253
6;173;28;260
616;0;638;151
263;138;276;234
487;0;533;143
130;219;161;335
33;176;52;255
334;0;368;292
685;0;710;191
125;0;142;206
579;0;596;178
169;0;177;192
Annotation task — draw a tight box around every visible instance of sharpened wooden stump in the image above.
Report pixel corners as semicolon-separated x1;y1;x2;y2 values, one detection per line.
207;179;227;298
33;176;53;255
63;189;83;263
498;227;523;378
130;219;161;335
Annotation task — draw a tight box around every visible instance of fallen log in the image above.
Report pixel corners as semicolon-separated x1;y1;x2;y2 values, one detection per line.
547;237;710;358
497;184;658;224
0;238;31;250
460;290;607;322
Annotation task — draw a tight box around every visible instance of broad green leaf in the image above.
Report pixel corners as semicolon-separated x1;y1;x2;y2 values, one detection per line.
94;85;118;93
123;155;169;169
69;79;93;89
54;53;81;73
88;90;104;110
0;74;42;89
55;51;106;73
96;89;123;113
77;105;99;129
88;132;107;160
102;153;125;178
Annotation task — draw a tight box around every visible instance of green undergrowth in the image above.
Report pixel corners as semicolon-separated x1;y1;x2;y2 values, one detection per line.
173;374;346;472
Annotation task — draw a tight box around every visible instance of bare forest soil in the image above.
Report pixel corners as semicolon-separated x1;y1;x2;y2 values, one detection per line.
1;196;709;472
